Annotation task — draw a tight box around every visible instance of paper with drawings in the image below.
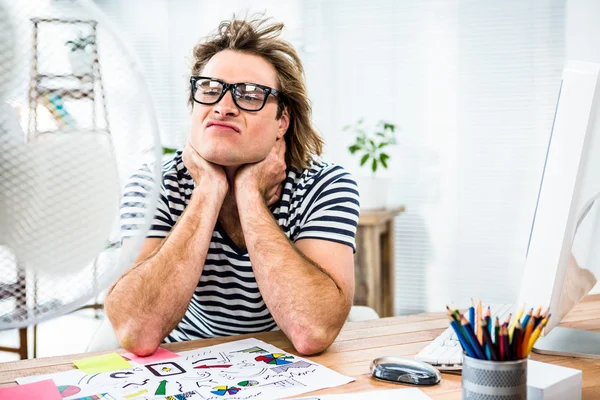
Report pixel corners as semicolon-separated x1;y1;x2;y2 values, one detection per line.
16;338;354;399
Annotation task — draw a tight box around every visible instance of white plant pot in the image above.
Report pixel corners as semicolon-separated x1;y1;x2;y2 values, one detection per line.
355;176;389;210
68;50;93;76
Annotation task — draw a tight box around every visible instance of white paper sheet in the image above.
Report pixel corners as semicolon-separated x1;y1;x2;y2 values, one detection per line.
295;388;433;399
16;338;354;400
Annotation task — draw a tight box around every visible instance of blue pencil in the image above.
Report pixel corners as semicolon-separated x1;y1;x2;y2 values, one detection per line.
521;308;533;332
460;315;486;359
469;299;475;328
447;311;476;358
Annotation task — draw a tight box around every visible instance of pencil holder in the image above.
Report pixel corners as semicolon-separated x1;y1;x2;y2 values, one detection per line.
462;354;527;400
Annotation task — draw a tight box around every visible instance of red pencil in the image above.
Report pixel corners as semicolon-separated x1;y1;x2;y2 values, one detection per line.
499;325;505;361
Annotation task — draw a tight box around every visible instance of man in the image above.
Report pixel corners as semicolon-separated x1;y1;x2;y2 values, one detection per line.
105;17;360;356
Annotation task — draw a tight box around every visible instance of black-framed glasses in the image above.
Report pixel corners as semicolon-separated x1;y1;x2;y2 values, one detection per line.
190;76;283;112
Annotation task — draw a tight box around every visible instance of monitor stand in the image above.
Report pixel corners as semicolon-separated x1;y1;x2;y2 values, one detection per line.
532;327;600;359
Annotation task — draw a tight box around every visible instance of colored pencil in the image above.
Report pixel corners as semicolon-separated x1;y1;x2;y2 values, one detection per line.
504;313;512;326
521;312;536;357
449;304;461;321
446;305;459;322
499;326;505;361
532;306;542;329
521;308;533;332
480;318;499;361
447;311;476;358
502;325;510;361
461;315;486;360
509;304;524;342
484;310;492;360
494;317;500;356
526;315;550;356
511;320;522;360
486;306;493;336
469;299;475;328
476;300;483;344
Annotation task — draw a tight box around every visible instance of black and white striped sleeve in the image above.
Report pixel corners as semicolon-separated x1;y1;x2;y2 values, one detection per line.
119;165;175;240
294;167;360;251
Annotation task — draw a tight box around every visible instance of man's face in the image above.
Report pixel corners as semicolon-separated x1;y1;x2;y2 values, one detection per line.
189;50;289;166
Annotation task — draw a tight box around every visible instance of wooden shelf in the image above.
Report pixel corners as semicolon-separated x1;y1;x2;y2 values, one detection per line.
354;206;405;317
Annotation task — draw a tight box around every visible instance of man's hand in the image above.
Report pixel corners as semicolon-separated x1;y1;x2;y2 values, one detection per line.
234;138;287;206
182;140;229;200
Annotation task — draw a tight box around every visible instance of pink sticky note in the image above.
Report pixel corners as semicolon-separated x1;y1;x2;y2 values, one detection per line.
0;379;62;400
121;347;179;364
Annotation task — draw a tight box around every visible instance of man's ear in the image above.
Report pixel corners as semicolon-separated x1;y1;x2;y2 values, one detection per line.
276;106;290;140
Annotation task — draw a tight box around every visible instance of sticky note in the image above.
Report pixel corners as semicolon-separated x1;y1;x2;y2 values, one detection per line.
121;347;179;364
0;379;62;399
73;352;132;374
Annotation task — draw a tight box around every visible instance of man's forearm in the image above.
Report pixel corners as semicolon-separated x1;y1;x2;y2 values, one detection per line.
105;188;223;354
237;192;350;354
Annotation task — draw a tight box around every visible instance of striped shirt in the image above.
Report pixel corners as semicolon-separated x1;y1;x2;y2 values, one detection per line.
120;151;360;342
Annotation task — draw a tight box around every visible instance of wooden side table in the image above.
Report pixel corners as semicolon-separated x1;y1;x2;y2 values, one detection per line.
354;207;405;317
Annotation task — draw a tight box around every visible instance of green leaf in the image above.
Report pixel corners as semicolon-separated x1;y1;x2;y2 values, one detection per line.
372;158;378;173
162;147;178;155
380;153;389;168
360;154;370;166
375;132;385;138
378;142;390;149
369;139;376;149
348;144;360;154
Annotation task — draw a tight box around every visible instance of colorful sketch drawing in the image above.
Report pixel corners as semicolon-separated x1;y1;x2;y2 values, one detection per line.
164;391;203;400
218;352;231;363
194;364;232;369
260;378;305;389
234;346;266;354
211;385;241;396
270;360;313;373
255;353;295;365
123;379;150;388
57;384;81;397
110;371;135;378
155;380;168;395
237;380;259;387
124;389;148;398
72;394;116;400
192;357;217;364
220;368;267;380
146;361;186;377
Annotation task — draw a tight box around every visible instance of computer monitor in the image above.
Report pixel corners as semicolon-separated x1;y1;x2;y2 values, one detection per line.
517;60;600;358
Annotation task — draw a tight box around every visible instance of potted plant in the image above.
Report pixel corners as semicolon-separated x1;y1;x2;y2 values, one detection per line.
346;119;397;209
65;32;95;76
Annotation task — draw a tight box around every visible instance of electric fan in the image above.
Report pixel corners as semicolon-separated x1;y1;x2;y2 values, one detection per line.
0;0;162;332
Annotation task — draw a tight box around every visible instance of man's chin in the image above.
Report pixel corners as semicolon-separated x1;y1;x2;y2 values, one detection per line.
201;152;262;166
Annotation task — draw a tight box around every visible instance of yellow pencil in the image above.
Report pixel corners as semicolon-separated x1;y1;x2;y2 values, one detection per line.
476;299;483;344
526;316;549;356
509;304;524;342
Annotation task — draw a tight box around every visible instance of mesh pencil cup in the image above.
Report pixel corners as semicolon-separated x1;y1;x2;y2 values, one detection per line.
462;354;527;400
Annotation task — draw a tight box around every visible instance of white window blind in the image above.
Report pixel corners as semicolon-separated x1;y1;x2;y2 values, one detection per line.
300;0;565;314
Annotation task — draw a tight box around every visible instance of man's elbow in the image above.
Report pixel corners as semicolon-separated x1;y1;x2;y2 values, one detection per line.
106;305;163;356
113;323;163;356
291;327;338;356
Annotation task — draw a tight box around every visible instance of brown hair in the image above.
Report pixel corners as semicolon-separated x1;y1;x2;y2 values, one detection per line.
189;16;323;170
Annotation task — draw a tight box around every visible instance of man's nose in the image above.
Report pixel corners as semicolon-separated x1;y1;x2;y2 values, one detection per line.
213;88;239;117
